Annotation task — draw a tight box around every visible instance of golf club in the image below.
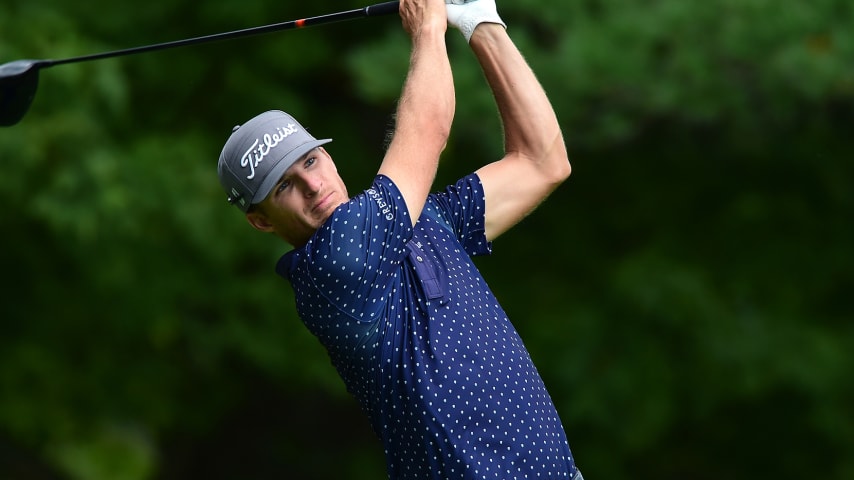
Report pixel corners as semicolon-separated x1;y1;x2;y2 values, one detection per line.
0;1;400;127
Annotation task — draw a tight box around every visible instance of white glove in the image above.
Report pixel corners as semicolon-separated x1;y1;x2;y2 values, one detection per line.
445;0;507;44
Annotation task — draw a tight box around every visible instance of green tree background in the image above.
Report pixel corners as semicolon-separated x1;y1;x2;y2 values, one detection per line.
1;0;852;478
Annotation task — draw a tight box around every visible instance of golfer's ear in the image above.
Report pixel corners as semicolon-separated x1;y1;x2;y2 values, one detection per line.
246;210;274;233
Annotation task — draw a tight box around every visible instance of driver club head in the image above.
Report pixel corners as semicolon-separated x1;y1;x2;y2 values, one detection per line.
0;2;402;127
0;60;46;127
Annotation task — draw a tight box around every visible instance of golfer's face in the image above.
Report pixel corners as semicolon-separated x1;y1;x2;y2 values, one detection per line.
258;147;348;245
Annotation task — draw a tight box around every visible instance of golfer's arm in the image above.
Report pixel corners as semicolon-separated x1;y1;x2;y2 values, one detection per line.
471;25;570;241
378;23;454;225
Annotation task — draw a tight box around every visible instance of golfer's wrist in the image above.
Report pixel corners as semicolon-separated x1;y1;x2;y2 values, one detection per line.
468;22;506;45
419;20;449;38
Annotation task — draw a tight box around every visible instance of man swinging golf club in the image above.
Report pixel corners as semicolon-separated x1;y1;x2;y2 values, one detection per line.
217;0;582;478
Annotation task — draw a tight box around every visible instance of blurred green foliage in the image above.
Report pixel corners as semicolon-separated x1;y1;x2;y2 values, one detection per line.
1;0;852;479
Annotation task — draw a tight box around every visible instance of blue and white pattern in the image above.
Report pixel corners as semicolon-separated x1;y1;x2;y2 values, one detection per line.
277;174;579;479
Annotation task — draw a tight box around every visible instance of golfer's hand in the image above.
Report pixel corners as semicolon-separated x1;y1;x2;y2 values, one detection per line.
400;0;448;38
445;0;506;43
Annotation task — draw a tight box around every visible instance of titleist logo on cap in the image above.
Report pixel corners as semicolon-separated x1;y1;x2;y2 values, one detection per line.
240;123;299;180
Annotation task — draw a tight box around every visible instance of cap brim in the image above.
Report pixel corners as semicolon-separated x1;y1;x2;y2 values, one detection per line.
250;138;333;205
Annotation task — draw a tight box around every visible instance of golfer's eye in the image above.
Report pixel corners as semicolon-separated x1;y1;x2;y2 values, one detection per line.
276;179;291;193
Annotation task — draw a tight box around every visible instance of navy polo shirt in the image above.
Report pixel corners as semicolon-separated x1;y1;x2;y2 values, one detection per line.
277;174;578;479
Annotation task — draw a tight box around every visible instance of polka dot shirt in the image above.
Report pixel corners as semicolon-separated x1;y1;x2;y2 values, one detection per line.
277;174;580;479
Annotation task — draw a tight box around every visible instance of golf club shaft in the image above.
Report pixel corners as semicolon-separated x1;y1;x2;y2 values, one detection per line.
42;1;400;69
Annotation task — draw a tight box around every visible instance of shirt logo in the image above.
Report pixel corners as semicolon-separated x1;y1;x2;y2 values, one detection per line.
367;188;394;221
240;123;299;180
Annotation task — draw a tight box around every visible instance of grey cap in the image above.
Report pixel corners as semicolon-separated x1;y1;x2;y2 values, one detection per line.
217;110;332;212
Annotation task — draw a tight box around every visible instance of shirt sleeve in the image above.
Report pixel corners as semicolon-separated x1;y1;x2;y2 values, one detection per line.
428;173;493;257
282;175;414;323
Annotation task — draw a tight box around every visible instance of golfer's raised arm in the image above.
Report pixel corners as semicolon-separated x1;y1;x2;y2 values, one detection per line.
470;23;571;242
378;0;454;225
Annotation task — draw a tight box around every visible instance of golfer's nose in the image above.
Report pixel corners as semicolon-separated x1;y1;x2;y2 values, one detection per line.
301;173;321;197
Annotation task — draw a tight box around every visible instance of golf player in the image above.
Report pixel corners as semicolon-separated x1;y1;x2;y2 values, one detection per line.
217;0;582;478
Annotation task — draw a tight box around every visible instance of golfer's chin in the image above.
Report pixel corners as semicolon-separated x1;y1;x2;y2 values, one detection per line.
287;196;346;246
314;193;347;221
303;200;340;231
